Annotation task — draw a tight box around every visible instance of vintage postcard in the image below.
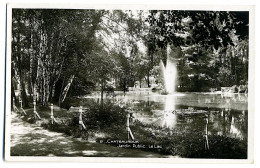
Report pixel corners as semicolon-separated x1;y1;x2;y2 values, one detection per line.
4;3;255;163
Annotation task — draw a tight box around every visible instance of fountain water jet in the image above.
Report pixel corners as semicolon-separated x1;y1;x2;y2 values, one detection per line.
160;45;177;94
159;45;178;129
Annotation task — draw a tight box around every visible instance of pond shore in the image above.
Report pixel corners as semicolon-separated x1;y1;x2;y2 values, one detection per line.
11;95;248;159
10;112;167;157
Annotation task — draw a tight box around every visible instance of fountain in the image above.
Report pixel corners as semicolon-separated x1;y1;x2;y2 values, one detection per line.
159;45;178;129
160;45;177;94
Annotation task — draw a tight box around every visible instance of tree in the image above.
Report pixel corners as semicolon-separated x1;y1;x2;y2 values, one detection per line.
146;10;248;51
133;52;149;88
145;10;249;91
12;9;105;106
97;10;150;89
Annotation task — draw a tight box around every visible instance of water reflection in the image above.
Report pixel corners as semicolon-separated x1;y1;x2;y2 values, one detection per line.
161;95;177;129
161;111;177;129
230;116;243;139
209;109;247;140
84;91;248;141
164;95;175;111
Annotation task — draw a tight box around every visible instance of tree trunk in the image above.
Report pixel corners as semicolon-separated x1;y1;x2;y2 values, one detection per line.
147;71;150;88
60;75;75;103
101;79;104;107
20;81;29;107
49;58;64;102
28;23;34;98
11;81;16;110
58;79;65;106
35;52;43;103
15;16;29;108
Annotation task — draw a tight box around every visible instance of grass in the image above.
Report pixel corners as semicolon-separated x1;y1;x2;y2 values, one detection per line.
96;119;247;158
14;100;247;159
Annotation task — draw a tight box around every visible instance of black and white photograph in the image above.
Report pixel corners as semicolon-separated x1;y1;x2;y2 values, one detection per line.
4;3;255;163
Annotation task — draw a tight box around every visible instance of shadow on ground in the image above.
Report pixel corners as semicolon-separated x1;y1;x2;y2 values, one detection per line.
10;113;165;157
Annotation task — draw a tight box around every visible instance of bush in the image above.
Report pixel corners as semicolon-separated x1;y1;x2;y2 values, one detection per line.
61;97;82;110
104;86;115;92
115;120;247;158
71;100;127;131
161;90;169;95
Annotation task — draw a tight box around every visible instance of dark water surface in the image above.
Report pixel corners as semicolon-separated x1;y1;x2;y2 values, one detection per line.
86;91;248;141
84;91;248;158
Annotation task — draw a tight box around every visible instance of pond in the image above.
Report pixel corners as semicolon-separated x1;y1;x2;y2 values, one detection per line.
85;90;248;142
84;91;247;158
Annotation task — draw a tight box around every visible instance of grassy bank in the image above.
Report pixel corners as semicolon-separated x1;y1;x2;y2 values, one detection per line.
14;99;247;159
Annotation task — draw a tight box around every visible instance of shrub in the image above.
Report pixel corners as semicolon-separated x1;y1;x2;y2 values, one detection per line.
72;100;127;131
61;97;82;110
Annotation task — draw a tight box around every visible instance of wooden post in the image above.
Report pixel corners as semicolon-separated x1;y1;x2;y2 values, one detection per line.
33;100;36;114
51;103;53;116
13;97;15;111
33;93;37;103
129;112;134;123
126;112;135;141
20;98;22;109
79;106;86;129
127;113;130;140
51;103;54;124
205;114;209;150
79;106;82;122
13;97;19;113
50;103;57;124
33;99;41;120
12;97;15;113
33;100;37;119
18;98;27;115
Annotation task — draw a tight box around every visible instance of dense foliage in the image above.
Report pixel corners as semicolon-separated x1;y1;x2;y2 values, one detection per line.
146;10;249;91
11;9;249;107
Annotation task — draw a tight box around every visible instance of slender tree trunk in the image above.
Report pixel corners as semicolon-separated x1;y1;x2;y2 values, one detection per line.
28;24;34;98
58;79;65;106
147;74;150;88
146;69;150;88
36;22;50;106
42;63;47;106
15;16;29;107
60;75;75;103
20;81;29;107
49;57;64;102
101;79;104;107
11;80;16;110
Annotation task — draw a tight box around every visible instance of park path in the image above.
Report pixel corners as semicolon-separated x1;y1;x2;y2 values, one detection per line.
10;113;164;157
